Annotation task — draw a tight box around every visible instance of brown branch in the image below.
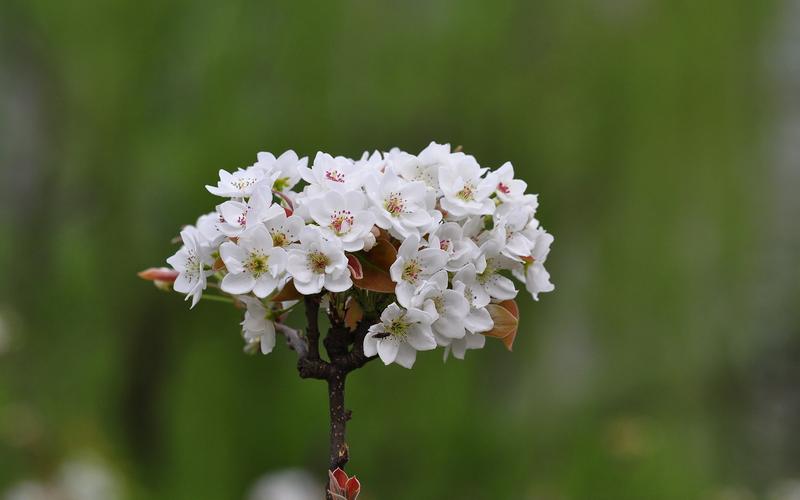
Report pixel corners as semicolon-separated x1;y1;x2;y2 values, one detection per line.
304;295;322;360
287;296;379;491
327;369;349;471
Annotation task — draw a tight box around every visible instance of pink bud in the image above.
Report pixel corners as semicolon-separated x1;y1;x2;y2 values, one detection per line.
346;255;364;280
138;267;179;282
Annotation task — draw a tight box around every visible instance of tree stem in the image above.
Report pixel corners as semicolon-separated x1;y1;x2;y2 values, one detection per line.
327;370;349;471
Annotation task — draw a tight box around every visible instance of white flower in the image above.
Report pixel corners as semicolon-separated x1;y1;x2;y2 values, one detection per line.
514;227;555;300
363;303;436;368
487;162;528;203
405;270;470;344
365;169;436;239
458;237;518;301
427;221;478;272
238;295;276;354
166;226;213;308
394;141;461;193
452;264;490;309
389;235;448;306
217;189;284;237
492;202;539;262
438;155;495;219
306;190;376;252
263;211;305;249
300;152;363;195
286;227;352;294
219;225;287;298
452;280;494;334
354;150;386;172
206;165;277;198
195;211;225;250
255;150;307;192
445;332;486;360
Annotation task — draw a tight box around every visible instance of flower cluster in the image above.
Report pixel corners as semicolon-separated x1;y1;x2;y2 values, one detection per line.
148;143;554;368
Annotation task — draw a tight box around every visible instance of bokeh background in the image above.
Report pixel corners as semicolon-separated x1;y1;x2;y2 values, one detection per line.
1;0;799;498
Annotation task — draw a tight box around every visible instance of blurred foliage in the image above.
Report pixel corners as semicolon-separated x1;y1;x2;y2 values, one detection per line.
1;0;798;499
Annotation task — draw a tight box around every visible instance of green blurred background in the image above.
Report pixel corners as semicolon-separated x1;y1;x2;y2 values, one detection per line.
1;0;799;498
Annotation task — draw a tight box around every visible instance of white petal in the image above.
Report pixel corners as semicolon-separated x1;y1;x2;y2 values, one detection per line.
377;340;399;365
393;344;417;368
221;272;256;295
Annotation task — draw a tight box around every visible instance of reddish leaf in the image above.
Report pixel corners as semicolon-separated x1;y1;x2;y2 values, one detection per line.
344;299;364;332
499;299;519;319
137;267;178;282
352;240;397;293
346;254;364;280
484;302;519;351
332;468;348;489
345;476;361;497
270;280;303;302
212;257;226;271
353;266;396;293
363;239;396;271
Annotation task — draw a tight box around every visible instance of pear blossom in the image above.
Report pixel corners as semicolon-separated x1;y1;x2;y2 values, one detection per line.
363;303;436;368
404;270;470;344
206;165;277;198
487;161;529;203
286;227;352;294
445;332;486;360
255;150;307;192
306;191;376;252
263;211;305;249
513;227;555;300
457;238;519;301
427;221;478;271
452;280;494;334
238;295;276;354
217;189;284;237
166;226;213;308
438;155;495;219
364;169;437;239
301;152;363;195
389;235;448;306
354;150;386;172
452;264;491;309
195;211;225;249
394;143;442;192
150;144;553;365
219;225;288;298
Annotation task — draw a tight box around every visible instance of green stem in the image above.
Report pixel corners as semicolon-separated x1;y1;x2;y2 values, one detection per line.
199;294;234;304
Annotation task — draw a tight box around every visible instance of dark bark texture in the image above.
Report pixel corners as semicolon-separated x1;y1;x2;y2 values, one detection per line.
294;295;376;477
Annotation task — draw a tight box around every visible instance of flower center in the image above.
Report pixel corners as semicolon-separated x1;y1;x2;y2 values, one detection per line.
236;212;247;226
456;182;475;201
497;182;511;194
273;177;291;191
245;251;270;278
463;286;476;307
432;295;445;314
329;210;354;236
401;259;422;284
476;261;497;285
232;177;257;190
384;192;406;216
386;317;410;339
439;239;451;251
325;170;345;183
414;165;437;186
308;251;330;274
185;251;200;281
271;230;288;248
